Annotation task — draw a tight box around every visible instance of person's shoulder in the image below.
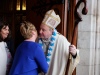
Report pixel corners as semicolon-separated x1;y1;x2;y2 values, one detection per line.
57;33;70;44
57;33;67;40
32;43;43;54
0;41;4;44
31;42;39;45
27;42;42;49
29;42;42;49
34;42;42;48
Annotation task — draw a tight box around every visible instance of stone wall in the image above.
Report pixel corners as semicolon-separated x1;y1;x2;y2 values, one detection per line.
76;0;100;75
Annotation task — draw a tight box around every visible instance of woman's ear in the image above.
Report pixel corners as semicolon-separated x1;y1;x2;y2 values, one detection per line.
32;30;37;36
32;31;35;35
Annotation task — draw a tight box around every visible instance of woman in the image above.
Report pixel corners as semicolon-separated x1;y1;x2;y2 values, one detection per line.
0;21;12;75
9;21;48;75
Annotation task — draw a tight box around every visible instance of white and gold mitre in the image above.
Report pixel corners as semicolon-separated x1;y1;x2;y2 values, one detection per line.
42;9;61;29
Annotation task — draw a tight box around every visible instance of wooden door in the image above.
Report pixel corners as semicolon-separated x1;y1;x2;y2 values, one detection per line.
26;0;67;36
26;0;76;75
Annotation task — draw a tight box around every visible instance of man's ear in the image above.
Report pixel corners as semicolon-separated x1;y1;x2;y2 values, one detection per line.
49;27;54;32
52;29;54;33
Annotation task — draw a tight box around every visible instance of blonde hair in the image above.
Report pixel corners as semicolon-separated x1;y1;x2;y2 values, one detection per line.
20;21;37;39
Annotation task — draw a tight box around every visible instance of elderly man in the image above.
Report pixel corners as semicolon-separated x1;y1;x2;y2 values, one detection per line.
38;9;80;75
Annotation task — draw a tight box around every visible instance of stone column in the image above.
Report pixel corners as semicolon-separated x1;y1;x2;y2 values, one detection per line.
76;0;100;75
